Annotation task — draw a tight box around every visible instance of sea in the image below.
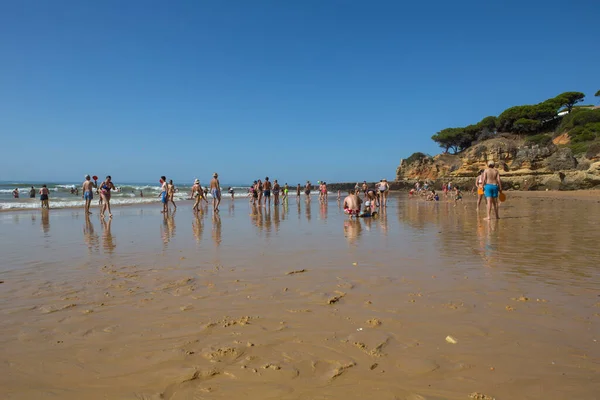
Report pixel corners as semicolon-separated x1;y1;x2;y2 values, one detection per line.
0;181;255;210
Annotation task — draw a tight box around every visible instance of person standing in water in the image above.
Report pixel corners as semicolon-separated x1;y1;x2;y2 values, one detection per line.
159;176;169;214
257;179;263;207
305;181;312;201
82;175;97;215
29;186;36;199
12;188;19;198
100;176;116;218
168;179;177;210
228;187;234;200
190;178;206;212
475;169;485;211
482;161;502;220
379;179;390;207
296;184;301;199
263;177;272;208
283;183;289;202
273;179;281;206
210;172;221;212
39;185;50;209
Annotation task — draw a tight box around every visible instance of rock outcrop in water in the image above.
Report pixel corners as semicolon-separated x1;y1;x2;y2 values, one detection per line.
396;136;600;190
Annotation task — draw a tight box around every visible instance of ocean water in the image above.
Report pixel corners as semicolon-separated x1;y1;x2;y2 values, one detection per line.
0;181;252;210
0;181;322;210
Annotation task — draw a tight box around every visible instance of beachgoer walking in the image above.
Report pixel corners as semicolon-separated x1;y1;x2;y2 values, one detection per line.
476;169;485;211
296;184;301;199
263;177;272;207
228;187;234;200
273;180;281;205
257;179;263;206
337;190;341;201
39;185;49;209
283;183;289;201
168;180;177;210
379;179;390;207
159;176;169;214
191;179;204;212
320;182;327;203
210;172;221;212
29;186;35;198
482;161;502;220
305;181;311;201
100;176;116;218
82;175;97;215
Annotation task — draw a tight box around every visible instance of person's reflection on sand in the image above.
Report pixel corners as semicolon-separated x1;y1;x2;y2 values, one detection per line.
212;212;222;247
161;211;176;248
343;219;362;246
84;214;99;253
264;207;272;235
273;206;281;232
228;201;235;217
101;217;116;254
320;201;328;220
41;209;50;235
192;212;204;244
477;218;498;268
297;201;301;220
379;207;388;235
305;201;311;221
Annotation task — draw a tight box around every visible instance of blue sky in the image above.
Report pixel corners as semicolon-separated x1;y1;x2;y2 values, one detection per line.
1;0;598;184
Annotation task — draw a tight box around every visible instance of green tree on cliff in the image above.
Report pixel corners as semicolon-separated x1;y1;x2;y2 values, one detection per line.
596;90;600;103
556;91;585;113
431;127;469;154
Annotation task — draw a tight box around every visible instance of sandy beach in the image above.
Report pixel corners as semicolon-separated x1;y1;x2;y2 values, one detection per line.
1;193;599;399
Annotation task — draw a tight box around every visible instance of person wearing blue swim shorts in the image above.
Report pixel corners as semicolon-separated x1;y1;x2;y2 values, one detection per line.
210;172;221;213
82;175;97;215
160;176;169;214
481;161;503;220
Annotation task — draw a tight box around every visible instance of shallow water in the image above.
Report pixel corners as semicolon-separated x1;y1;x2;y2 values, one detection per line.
0;194;599;399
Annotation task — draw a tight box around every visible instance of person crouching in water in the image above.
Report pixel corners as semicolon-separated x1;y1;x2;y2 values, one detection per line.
343;189;361;218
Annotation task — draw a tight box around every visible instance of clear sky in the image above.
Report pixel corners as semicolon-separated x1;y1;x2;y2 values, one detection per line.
1;0;598;184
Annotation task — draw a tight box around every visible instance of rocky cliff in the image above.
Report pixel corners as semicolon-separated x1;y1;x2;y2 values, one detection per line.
396;135;600;190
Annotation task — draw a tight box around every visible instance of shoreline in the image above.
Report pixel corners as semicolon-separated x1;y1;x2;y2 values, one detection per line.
3;188;600;214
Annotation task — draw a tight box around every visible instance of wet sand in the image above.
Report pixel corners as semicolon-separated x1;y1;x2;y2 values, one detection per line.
1;194;599;399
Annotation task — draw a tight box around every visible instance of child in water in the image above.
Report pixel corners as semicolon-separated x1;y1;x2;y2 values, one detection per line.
453;186;463;206
359;201;378;218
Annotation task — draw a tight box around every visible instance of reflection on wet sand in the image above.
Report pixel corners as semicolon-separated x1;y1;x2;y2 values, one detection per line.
1;194;600;399
41;209;50;235
192;212;204;244
343;219;362;245
211;212;221;247
83;215;99;253
100;217;116;254
161;212;176;248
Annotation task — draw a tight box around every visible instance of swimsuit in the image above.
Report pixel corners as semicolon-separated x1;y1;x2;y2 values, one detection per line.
264;190;271;197
101;183;112;200
344;208;359;215
211;188;221;199
84;192;93;201
40;194;48;201
161;191;168;204
484;184;499;198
